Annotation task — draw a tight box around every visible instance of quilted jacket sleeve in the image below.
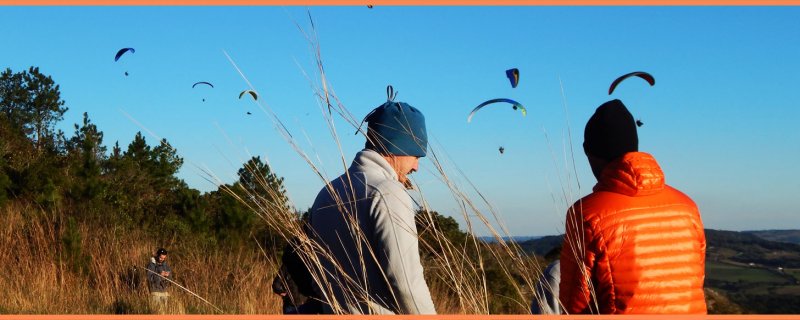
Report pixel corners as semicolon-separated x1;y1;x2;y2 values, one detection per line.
559;205;598;314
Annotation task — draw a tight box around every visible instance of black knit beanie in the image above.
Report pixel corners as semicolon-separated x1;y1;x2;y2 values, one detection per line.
583;99;638;161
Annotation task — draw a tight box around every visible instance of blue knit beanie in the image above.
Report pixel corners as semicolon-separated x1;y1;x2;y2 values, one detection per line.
363;100;428;157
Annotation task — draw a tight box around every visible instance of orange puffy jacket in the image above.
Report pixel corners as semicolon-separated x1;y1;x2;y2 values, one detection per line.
559;152;706;314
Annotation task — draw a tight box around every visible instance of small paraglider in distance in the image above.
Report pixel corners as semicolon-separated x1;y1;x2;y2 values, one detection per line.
608;71;655;95
192;81;214;89
239;90;258;101
505;68;519;88
193;82;213;102
367;4;373;8
114;47;135;62
115;48;135;77
246;111;252;115
636;119;644;127
499;146;505;155
467;98;526;123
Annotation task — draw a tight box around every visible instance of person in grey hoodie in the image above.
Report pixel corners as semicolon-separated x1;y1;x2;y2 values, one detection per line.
307;91;436;315
147;248;173;307
531;246;562;315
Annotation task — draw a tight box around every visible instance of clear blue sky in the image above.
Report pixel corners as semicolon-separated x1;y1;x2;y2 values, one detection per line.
1;6;798;236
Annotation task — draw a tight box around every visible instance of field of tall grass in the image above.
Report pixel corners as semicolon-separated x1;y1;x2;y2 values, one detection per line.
0;203;281;314
0;198;550;314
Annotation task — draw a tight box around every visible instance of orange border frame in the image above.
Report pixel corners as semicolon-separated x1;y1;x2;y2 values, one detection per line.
1;1;798;318
3;316;800;319
1;0;800;5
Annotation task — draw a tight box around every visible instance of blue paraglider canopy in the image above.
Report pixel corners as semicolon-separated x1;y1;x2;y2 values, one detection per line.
114;48;135;62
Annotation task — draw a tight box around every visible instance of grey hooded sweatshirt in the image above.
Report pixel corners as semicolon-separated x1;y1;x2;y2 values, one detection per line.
308;149;436;315
147;257;172;293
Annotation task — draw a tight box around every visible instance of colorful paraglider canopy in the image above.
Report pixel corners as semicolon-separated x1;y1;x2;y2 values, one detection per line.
192;81;214;88
505;68;519;88
239;90;258;101
467;98;526;123
608;71;655;95
115;48;135;62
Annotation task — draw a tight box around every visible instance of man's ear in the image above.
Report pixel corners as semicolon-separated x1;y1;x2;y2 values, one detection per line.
585;151;609;181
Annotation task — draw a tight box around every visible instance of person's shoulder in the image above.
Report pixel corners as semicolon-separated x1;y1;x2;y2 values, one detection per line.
567;191;608;217
370;178;409;203
372;177;405;193
663;185;699;208
367;179;413;214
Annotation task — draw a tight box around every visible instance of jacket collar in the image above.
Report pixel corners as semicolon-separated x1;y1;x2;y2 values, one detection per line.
594;152;665;197
352;149;399;182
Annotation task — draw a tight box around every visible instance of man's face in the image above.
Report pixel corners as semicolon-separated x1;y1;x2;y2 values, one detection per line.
388;155;420;186
157;254;167;263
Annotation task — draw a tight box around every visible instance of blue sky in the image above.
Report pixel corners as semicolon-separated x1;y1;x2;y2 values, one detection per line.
1;6;798;236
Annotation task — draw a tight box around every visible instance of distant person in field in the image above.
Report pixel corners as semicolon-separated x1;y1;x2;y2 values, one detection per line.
559;99;707;314
147;248;173;311
307;89;436;314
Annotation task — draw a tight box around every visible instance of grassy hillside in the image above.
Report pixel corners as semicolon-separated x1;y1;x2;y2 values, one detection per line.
706;229;800;268
706;261;789;284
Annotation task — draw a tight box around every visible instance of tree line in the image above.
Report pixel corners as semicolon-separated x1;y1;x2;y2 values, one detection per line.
0;66;289;250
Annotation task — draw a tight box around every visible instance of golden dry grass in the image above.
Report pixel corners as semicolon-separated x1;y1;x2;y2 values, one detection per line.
0;203;282;314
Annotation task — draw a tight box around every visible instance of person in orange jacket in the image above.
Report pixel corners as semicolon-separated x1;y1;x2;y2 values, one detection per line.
559;99;707;314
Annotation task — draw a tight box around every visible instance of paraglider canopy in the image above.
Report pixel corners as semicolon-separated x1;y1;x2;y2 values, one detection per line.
467;98;526;123
239;90;258;101
115;48;135;62
192;81;214;88
505;68;519;88
499;146;505;154
608;71;655;95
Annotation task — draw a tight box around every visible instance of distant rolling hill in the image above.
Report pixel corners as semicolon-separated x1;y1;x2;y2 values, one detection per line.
516;235;563;257
745;230;800;245
478;236;540;243
516;229;800;267
705;229;800;268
